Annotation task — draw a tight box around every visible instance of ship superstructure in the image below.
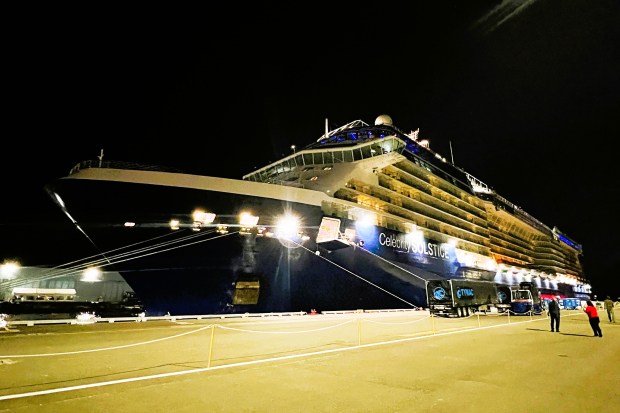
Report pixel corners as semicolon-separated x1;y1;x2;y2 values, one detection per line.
244;114;588;297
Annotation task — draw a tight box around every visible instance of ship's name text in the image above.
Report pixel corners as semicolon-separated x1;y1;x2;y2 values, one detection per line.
378;233;450;259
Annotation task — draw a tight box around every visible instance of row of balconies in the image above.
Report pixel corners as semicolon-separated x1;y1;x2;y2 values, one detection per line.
334;186;490;251
489;235;533;258
489;244;533;264
351;181;491;241
389;163;487;218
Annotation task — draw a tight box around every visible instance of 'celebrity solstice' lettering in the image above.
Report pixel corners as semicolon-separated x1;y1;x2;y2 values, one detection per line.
378;233;450;259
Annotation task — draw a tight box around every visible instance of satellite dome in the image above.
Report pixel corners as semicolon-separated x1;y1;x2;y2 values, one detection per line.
374;114;393;126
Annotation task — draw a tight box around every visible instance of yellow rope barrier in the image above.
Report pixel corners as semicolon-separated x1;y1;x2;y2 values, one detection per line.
208;324;215;368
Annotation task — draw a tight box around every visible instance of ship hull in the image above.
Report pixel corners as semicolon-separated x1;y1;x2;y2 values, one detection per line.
48;177;445;315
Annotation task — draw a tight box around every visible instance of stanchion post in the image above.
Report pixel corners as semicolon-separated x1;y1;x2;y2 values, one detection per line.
208;324;215;368
431;312;436;334
477;311;481;328
357;317;362;346
507;310;511;324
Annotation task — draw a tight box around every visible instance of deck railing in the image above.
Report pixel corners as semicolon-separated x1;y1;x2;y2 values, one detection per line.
69;160;183;176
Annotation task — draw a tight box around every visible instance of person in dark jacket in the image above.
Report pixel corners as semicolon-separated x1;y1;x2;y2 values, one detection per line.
584;300;603;337
548;297;561;332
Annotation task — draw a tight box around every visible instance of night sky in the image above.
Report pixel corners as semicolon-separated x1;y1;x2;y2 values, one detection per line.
3;1;619;298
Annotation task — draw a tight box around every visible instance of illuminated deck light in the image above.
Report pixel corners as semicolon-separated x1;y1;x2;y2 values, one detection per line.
81;267;102;282
276;214;300;239
193;209;216;225
1;261;20;278
239;212;259;226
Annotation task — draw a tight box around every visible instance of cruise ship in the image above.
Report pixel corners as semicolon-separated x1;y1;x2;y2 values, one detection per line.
44;115;591;316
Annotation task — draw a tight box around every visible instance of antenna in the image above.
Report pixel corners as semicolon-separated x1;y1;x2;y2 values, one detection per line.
325;118;329;138
449;141;455;164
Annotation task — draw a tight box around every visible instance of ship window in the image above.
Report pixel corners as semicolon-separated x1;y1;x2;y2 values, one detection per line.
313;153;323;164
353;148;363;161
323;152;334;163
266;167;278;178
333;151;344;163
344;150;353;162
361;145;372;159
295;155;304;166
303;153;313;165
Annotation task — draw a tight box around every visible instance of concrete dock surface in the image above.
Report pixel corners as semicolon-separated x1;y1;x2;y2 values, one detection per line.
0;309;618;412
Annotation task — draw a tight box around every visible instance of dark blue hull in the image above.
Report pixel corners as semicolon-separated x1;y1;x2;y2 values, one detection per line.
46;177;484;316
118;234;429;316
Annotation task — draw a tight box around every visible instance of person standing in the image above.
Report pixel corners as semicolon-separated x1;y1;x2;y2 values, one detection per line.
548;297;561;332
584;300;603;337
603;296;616;323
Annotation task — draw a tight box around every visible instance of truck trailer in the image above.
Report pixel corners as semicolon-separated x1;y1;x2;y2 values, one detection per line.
426;279;542;317
426;279;506;317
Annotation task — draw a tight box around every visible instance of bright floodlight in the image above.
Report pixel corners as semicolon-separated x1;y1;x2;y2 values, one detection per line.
82;267;102;282
193;209;216;224
76;312;97;324
406;229;424;244
1;262;20;278
486;260;498;272
357;212;375;227
276;214;300;239
169;219;180;230
239;212;259;226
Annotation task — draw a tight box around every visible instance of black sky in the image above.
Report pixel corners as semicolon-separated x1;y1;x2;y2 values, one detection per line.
3;1;619;298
